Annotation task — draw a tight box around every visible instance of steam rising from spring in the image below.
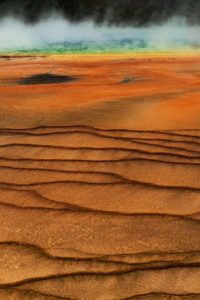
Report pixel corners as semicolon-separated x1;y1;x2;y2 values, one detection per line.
0;15;200;53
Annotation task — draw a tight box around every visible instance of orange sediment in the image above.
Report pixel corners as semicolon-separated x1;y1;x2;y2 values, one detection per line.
0;54;200;130
0;54;200;299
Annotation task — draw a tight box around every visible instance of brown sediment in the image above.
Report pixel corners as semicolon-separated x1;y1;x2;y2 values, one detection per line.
0;54;200;299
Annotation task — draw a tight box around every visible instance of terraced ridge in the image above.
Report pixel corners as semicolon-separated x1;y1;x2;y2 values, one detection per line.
0;125;200;300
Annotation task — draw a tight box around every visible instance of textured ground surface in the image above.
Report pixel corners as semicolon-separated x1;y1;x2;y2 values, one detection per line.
0;54;200;299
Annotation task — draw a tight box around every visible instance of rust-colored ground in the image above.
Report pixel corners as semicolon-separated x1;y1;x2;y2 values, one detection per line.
1;54;200;130
0;54;200;299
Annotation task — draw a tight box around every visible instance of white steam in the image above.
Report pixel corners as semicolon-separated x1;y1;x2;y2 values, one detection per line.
0;15;200;51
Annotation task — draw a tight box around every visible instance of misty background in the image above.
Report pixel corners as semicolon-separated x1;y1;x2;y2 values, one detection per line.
0;0;200;53
0;0;200;25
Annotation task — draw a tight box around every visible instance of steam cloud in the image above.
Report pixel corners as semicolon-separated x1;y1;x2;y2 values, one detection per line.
0;15;200;52
1;0;200;25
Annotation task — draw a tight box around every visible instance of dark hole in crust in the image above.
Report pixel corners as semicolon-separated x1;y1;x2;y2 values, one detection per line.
18;73;78;85
120;77;135;84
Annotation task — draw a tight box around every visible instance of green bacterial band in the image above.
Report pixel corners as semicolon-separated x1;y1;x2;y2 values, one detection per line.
1;40;200;55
